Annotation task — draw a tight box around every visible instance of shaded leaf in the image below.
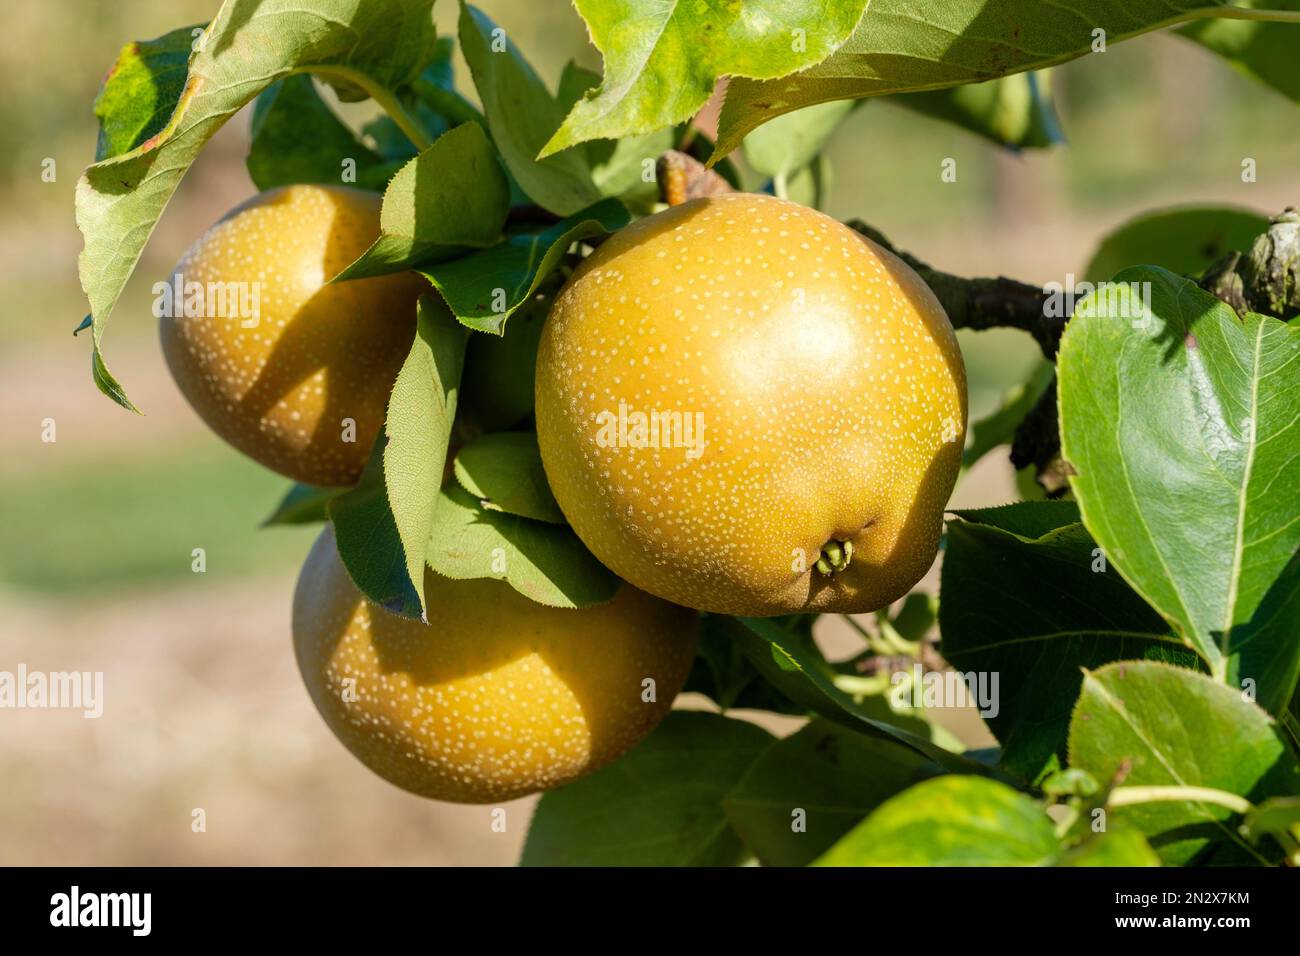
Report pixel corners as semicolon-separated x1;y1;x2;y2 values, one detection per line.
1082;205;1269;283
418;198;629;333
93;24;200;161
1179;2;1300;102
724;720;941;866
894;71;1064;150
521;711;774;866
262;482;339;527
941;508;1189;782
247;75;398;192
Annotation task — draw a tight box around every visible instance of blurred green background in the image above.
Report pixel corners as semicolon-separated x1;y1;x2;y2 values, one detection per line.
0;1;1295;865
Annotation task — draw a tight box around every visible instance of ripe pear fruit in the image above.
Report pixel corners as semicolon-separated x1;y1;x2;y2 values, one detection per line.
292;527;699;803
160;185;425;487
535;193;966;616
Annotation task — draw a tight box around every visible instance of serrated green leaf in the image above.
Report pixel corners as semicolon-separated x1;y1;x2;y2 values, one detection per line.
459;4;602;215
383;296;470;619
426;484;618;608
714;1;1253;160
334;122;509;281
1058;267;1300;710
247;75;399;192
328;440;421;619
93;24;200;161
724;720;941;866
453;431;565;524
418;198;628;333
1082;205;1269;284
328;297;466;619
940;513;1191;782
546;0;869;158
521;712;774;867
76;0;439;410
815;775;1059;866
1068;661;1300;865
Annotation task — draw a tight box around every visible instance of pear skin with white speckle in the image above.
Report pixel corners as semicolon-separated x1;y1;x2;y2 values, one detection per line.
535;193;967;616
160;185;425;487
293;527;699;803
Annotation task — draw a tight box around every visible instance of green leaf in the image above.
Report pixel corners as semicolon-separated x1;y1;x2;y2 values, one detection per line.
328;441;421;619
961;361;1055;472
384;297;470;618
949;499;1081;540
682;614;804;714
545;0;870;158
940;510;1191;782
334;122;509;280
781;154;833;210
1242;796;1300;845
521;711;774;866
93;24;201;161
453;431;565;524
894;71;1064;151
555;62;677;213
1058;267;1300;710
459;4;602;215
329;297;469;620
1179;1;1300;102
262;483;339;527
714;1;1248;160
247;75;398;192
743;100;855;181
426;484;618;608
76;0;439;411
888;592;938;643
722;616;986;772
1082;205;1270;284
814;775;1059;866
723;720;941;866
460;294;547;431
418;198;629;333
1068;661;1300;865
1056;827;1162;866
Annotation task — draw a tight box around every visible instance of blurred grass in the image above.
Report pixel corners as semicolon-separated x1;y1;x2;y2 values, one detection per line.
0;439;315;597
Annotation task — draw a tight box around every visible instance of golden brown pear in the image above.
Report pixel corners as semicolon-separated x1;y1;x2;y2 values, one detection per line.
160;185;425;486
292;528;699;803
535;193;967;616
